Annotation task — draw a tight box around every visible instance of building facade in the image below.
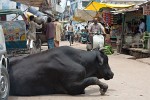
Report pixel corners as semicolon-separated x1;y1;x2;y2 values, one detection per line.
101;0;147;4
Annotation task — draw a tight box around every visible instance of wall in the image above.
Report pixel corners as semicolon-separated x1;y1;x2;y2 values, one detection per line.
146;15;150;32
0;0;16;10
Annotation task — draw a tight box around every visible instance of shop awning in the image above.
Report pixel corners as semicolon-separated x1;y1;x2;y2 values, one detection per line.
106;3;134;8
73;9;96;22
84;1;106;11
11;0;46;7
84;1;134;11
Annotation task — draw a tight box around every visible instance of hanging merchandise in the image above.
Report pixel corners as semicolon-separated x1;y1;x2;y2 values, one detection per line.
112;14;122;25
103;12;112;25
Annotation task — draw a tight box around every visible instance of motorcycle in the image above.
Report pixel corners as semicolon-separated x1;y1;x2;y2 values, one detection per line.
86;32;105;51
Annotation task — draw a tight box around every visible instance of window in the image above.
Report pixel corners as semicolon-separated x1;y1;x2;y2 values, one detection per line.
6;14;23;21
0;15;6;21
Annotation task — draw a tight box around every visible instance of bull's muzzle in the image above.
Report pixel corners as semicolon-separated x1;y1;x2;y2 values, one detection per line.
104;71;114;80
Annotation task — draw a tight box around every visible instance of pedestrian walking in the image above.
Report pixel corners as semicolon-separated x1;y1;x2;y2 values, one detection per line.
64;26;68;41
45;17;56;49
76;27;81;42
67;21;74;44
54;18;63;47
26;15;42;54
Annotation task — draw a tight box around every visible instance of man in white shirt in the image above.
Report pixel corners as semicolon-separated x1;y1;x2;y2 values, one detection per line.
88;17;106;44
139;18;145;34
88;18;106;34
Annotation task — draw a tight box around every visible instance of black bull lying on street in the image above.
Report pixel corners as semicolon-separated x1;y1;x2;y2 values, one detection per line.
9;46;114;96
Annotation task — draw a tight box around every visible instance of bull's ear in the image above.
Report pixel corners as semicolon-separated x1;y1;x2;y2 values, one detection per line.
96;52;104;65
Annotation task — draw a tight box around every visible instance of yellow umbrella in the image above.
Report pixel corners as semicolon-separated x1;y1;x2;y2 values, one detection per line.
84;1;107;11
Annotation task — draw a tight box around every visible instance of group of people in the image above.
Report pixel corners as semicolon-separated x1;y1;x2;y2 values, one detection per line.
45;17;62;49
27;15;62;54
63;17;107;44
27;16;107;54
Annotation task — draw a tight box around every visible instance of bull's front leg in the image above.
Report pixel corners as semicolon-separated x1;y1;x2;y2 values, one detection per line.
65;77;108;95
81;77;108;95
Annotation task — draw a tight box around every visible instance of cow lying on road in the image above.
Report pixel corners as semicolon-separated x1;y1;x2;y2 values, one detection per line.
9;46;114;96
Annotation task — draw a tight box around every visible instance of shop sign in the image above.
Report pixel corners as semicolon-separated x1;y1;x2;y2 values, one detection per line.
143;5;150;15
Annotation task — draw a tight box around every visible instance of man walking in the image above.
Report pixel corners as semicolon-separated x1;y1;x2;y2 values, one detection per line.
54;18;63;47
45;17;55;49
67;21;74;44
27;15;42;54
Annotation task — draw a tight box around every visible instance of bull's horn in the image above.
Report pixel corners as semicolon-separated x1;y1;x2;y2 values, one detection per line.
99;47;106;51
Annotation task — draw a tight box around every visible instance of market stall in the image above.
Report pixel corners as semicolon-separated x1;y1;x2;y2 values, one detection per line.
116;5;150;58
84;1;134;48
123;8;145;48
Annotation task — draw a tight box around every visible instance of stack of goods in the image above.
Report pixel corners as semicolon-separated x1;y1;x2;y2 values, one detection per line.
131;35;143;48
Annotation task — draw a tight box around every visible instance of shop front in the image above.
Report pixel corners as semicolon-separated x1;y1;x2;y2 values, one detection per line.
121;6;150;58
123;8;144;48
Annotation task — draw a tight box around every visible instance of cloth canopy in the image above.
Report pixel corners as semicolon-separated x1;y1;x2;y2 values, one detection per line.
84;1;134;11
73;9;96;22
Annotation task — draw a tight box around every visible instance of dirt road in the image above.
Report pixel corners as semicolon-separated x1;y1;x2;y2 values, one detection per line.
8;41;150;100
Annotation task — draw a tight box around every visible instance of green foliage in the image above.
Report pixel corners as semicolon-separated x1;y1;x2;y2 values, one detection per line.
143;32;149;41
103;45;114;55
143;32;150;49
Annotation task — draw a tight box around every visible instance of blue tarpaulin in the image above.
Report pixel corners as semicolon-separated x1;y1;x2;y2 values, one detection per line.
28;7;45;17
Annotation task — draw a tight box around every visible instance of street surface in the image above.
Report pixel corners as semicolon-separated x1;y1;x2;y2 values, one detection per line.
8;41;150;100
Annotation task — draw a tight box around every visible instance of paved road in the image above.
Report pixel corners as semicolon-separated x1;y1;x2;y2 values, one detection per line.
8;41;150;100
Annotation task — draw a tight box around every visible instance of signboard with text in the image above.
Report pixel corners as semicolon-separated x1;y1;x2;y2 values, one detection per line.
143;5;150;15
